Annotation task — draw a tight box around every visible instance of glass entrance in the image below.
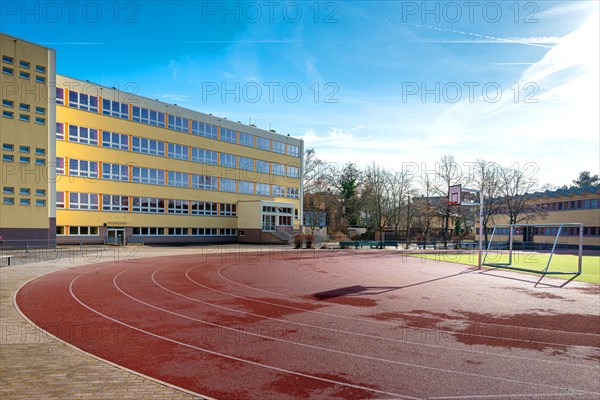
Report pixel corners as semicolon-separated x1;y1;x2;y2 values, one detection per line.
262;215;276;231
107;228;125;245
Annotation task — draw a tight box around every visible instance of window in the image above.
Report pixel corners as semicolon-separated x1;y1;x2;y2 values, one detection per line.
69;125;98;145
168;199;189;214
191;175;218;190
272;141;285;154
256;160;270;174
69;159;99;178
272;185;285;197
132;197;165;213
56;88;64;105
2;55;14;64
3;197;14;205
20;198;30;206
256;137;270;151
239;132;254;147
35;76;46;84
56;192;65;208
102;131;129;150
35;158;45;165
68;226;99;236
69;192;99;210
2;110;13;119
168;171;189;188
191;228;219;236
220;153;236;168
56;157;65;175
2;143;13;151
102;99;129;119
287;187;299;199
69;90;99;112
191;148;218;165
132;106;165;127
56;123;64;140
2;66;13;75
272;163;285;176
132;227;165;235
19;156;30;163
287;166;299;178
168;143;189;160
220;128;237;143
19;71;30;80
256;183;270;196
132;167;165;185
36;65;46;73
19;188;30;196
19;60;30;69
2;186;14;194
19;103;30;111
288;144;299;157
191;121;217;139
2;99;13;107
56;226;65;235
168;115;189;133
35;189;46;196
35;148;45;155
191;201;218;215
36;199;46;206
238;181;254;194
19;114;30;122
220;203;237;216
19;145;30;153
168;228;188;236
35;117;45;125
220;178;236;192
2;154;14;162
132;136;164;156
238;157;254;171
102;194;129;212
220;228;237;236
102;163;129;181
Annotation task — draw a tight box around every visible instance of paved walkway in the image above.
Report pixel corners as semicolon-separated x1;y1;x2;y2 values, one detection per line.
1;244;282;400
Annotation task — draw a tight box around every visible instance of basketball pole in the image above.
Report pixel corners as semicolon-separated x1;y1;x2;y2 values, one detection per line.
478;190;483;270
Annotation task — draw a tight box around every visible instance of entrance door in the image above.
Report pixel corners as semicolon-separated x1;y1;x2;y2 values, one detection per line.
107;228;125;245
262;215;276;231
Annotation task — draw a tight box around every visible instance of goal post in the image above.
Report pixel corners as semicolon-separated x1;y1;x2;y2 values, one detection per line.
483;223;583;276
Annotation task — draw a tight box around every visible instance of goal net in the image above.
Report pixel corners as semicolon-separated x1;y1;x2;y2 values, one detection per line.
482;223;583;276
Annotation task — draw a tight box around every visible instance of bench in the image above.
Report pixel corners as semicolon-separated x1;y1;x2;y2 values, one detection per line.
417;242;438;249
339;241;360;249
0;255;14;266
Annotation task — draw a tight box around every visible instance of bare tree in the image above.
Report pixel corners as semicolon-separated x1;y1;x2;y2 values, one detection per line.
412;172;437;244
499;166;547;241
387;169;413;240
302;148;336;234
471;160;503;242
362;163;392;242
434;155;467;248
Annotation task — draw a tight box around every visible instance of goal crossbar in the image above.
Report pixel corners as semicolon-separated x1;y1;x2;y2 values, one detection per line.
483;223;583;276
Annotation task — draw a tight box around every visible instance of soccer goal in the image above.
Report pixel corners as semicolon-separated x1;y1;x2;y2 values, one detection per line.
482;223;583;276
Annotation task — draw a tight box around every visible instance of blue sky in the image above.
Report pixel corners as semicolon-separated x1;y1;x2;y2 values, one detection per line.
3;1;598;187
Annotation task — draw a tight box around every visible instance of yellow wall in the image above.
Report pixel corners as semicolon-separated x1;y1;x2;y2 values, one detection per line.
0;34;54;230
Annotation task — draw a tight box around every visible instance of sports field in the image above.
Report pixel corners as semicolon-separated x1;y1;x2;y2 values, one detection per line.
15;249;600;399
411;252;600;284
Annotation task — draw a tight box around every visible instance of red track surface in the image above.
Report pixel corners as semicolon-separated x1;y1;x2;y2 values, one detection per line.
16;251;600;399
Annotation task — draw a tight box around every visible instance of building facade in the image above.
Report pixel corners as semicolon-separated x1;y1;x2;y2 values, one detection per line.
0;34;56;241
1;33;304;245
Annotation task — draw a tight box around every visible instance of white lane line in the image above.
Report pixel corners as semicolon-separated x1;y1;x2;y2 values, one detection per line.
197;266;596;352
68;269;416;400
217;262;600;338
430;392;588;399
109;267;597;397
145;265;594;368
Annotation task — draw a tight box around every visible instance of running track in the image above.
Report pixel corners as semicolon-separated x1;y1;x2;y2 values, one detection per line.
16;251;600;399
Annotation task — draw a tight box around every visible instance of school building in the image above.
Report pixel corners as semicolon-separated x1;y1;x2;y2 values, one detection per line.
1;33;304;245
